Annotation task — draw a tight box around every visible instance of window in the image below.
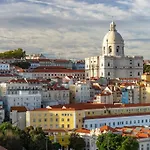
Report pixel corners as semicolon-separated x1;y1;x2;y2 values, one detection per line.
56;118;58;122
44;118;47;122
95;124;97;128
116;46;119;53
109;46;112;53
108;72;110;76
138;63;140;67
67;124;70;128
62;124;64;128
138;72;140;76
61;118;64;121
67;118;70;122
108;62;110;67
90;124;92;128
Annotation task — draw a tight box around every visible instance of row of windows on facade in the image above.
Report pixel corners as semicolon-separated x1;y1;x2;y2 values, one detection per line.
7;87;41;90
86;107;150;115
34;73;84;77
7;91;40;95
33;124;70;129
85;118;150;128
33;113;73;117
43;94;69;98
11;97;40;101
101;72;141;76
141;144;150;150
33;118;71;122
103;46;124;51
11;102;40;106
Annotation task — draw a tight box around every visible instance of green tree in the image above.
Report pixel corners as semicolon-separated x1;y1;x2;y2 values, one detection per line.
0;48;26;59
96;133;139;150
69;133;86;150
12;61;31;69
119;136;139;150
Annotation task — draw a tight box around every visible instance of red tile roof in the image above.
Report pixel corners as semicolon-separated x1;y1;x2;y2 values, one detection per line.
75;128;90;134
84;112;150;120
11;106;27;112
31;103;150;111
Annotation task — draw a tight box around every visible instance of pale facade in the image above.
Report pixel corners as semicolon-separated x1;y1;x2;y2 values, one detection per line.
41;87;70;107
69;82;90;103
0;79;42;111
84;114;150;129
0;63;10;70
85;22;143;79
0;108;5;123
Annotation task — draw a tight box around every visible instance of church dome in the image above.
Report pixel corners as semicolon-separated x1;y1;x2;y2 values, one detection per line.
102;21;124;57
103;21;124;44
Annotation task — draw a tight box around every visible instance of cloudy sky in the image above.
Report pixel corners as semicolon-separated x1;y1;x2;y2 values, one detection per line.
0;0;149;59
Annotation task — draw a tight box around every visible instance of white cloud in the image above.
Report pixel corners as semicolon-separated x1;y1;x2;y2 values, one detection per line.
0;0;149;59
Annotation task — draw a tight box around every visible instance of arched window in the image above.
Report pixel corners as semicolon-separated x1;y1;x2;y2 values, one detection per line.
103;47;105;54
109;46;112;53
116;46;119;53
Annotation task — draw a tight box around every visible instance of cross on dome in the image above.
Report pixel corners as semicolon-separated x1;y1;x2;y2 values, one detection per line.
110;21;116;31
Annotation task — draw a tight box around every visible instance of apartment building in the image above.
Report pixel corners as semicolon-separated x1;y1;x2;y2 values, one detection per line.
41;83;70;107
69;82;90;103
0;79;42;112
26;103;150;130
75;125;150;150
18;68;85;79
26;106;76;130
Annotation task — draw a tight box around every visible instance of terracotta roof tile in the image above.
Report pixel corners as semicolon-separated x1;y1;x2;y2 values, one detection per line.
11;106;27;112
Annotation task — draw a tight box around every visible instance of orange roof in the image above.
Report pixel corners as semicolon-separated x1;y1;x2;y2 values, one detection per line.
75;128;90;134
31;103;150;112
11;106;27;112
84;112;150;120
31;69;84;73
100;125;117;132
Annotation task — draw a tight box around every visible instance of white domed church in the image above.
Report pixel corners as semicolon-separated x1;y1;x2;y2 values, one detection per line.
85;21;143;79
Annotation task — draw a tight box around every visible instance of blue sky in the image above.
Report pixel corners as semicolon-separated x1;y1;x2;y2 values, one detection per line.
0;0;149;59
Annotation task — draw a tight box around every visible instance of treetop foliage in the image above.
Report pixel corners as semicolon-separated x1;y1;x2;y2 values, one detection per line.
0;48;26;59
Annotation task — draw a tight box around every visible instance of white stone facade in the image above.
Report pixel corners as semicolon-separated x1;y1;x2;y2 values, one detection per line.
0;80;42;111
69;82;91;103
41;88;70;107
0;63;10;70
84;114;150;130
0;109;5;123
85;22;143;79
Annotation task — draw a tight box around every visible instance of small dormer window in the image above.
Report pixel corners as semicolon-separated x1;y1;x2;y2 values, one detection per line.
116;46;119;53
109;46;112;53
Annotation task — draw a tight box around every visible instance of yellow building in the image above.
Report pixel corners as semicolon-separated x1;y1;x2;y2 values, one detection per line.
141;73;150;82
26;103;150;130
26;106;76;130
44;129;70;148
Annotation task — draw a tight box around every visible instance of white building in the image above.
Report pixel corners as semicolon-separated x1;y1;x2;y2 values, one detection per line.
0;108;5;123
10;106;27;130
41;83;70;107
0;79;42;112
69;82;91;103
84;113;150;130
85;21;143;79
76;125;150;150
0;63;10;71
